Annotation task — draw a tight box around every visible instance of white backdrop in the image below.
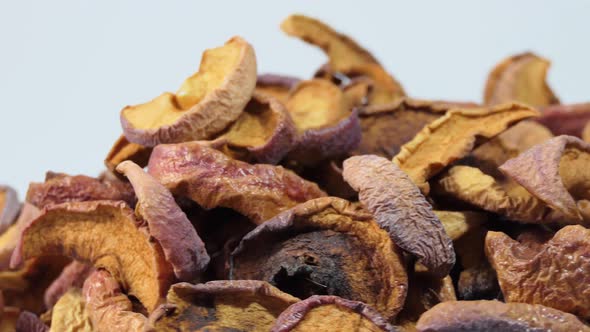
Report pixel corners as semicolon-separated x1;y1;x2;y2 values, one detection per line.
1;1;589;195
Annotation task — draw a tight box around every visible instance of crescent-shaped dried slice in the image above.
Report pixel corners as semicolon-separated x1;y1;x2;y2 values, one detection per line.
500;135;590;223
342;155;454;277
230;197;408;321
415;300;590;332
434;210;487;241
220;93;297;164
285;79;361;165
393;103;538;193
83;270;147;332
0;186;19;235
147;142;326;224
281;14;405;104
148;280;299;332
116;161;209;281
26;172;135;209
538;103;590;137
485;226;590;318
121;36;257;146
105;135;152;174
256;74;299;103
49;288;92;332
483;52;559;106
44;261;92;309
10;201;174;312
0;203;39;269
271;295;394;332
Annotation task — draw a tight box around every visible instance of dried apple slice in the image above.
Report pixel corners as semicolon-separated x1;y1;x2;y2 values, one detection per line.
271;295;393;332
83;269;147;332
121;36;257;146
416;300;590;332
538;103;590;137
281;14;405;104
49;288;92;332
116;161;209;281
484;52;559;106
256;74;299;102
220;93;297;164
105;135;152;174
486;226;590;318
0;203;39;269
393;103;538;193
434;210;487;241
44;261;92;309
285;79;361;166
230;197;408;321
26;172;135;209
148;280;299;332
147;142;326;224
10;201;174;312
0;186;19;235
343;155;455;277
500;135;590;223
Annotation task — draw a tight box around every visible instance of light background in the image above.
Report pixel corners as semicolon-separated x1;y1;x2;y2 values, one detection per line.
1;1;589;195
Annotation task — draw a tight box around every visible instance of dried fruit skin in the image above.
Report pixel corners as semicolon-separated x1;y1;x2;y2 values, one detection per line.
500;135;590;223
147;142;326;224
485;226;590;318
256;74;299;102
26;172;135;209
15;311;48;332
44;261;92;309
83;270;147;332
121;36;257;146
343;155;454;277
0;185;19;235
148;280;299;332
538;103;590;137
393;103;538;193
49;288;93;332
0;203;40;269
271;295;395;332
484;52;559;106
104;135;152;174
231;197;408;321
117;161;209;281
10;201;173;312
221;93;298;164
415;300;590;332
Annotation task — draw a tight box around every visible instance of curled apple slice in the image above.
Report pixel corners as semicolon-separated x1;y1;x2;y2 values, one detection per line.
0;185;19;235
256;74;299;103
105;135;152;174
121;36;257;146
10;201;174;312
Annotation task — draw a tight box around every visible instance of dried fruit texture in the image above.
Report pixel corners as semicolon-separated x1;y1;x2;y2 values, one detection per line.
256;74;299;102
1;306;20;331
393;103;538;193
147;142;326;224
538;103;590;137
484;52;559;106
231;197;408;321
104;135;152;174
355;99;475;159
44;261;92;309
300;160;357;200
148;280;299;332
584;121;590;142
83;270;147;332
0;186;19;235
15;311;48;332
342;155;454;277
0;203;40;269
271;295;394;332
10;201;174;312
281;14;405;105
415;300;590;332
116;161;209;281
285;79;361;166
26;172;135;209
434;210;487;241
397;273;456;325
49;288;92;332
220;93;297;164
500;135;590;224
486;226;590;318
121;37;256;146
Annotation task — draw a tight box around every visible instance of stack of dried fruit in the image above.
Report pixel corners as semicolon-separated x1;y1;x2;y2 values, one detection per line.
2;14;590;332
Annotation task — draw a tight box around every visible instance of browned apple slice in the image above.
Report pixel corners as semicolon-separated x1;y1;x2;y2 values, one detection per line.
10;201;174;312
121;36;257;146
256;74;299;103
105;135;152;174
116;161;209;281
0;185;19;235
